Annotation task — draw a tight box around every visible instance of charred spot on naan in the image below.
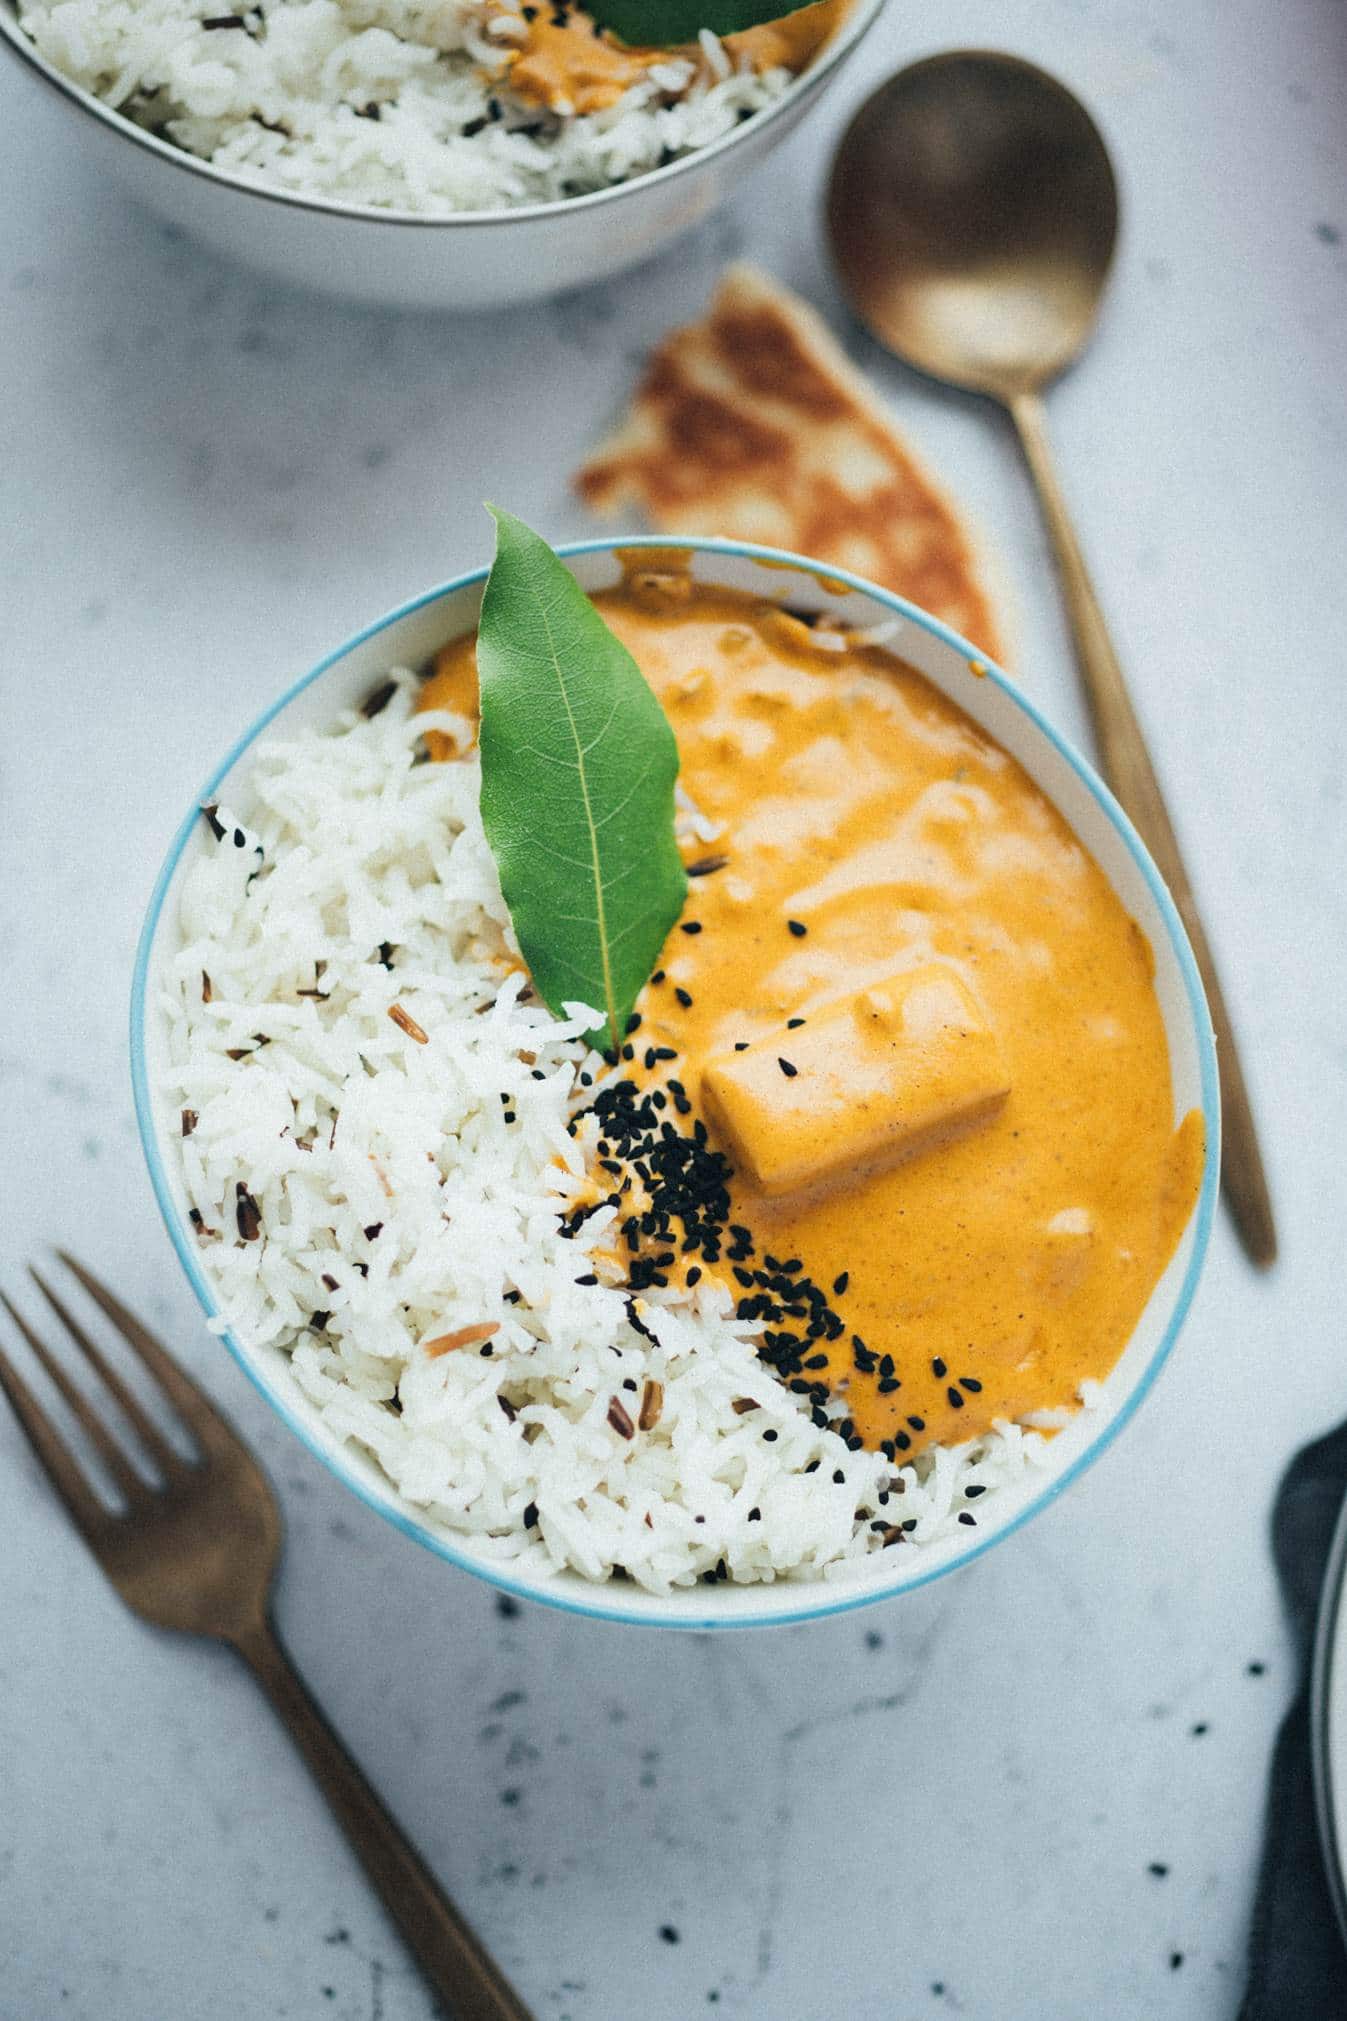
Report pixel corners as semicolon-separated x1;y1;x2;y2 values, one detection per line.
711;304;854;419
577;264;1007;664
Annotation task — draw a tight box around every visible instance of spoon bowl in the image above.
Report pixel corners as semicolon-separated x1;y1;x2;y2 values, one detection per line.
828;50;1118;398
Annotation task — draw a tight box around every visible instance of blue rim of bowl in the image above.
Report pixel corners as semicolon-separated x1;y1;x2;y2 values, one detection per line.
0;0;884;230
131;534;1221;1630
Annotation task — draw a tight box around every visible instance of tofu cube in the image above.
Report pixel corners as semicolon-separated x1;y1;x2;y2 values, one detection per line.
701;965;1010;1198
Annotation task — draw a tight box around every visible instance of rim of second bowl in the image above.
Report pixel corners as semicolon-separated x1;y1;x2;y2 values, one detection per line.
0;0;885;231
131;534;1221;1630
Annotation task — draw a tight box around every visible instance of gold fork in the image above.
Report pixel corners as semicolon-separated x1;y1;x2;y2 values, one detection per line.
0;1252;534;2021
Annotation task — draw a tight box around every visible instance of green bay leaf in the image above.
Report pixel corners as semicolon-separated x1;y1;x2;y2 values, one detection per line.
586;0;807;46
477;509;688;1053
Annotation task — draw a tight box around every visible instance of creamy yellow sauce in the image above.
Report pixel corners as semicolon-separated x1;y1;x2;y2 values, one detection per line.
486;0;849;116
420;571;1203;1457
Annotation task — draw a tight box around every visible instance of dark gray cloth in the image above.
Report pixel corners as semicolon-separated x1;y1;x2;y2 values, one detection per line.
1241;1423;1347;2018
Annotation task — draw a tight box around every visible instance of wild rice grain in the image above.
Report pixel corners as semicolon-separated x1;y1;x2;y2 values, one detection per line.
235;1183;261;1241
424;1321;499;1358
607;1396;636;1440
388;1002;429;1043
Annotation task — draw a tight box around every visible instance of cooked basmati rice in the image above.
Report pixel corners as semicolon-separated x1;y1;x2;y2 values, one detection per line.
18;0;795;212
159;675;1063;1591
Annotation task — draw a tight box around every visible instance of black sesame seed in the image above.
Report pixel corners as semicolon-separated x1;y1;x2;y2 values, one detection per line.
787;919;807;938
833;1272;849;1295
932;1356;948;1379
361;678;397;719
778;1058;798;1078
680;921;702;935
674;987;693;1008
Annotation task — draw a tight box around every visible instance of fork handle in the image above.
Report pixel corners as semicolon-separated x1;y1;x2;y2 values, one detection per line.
1007;388;1276;1269
234;1620;534;2021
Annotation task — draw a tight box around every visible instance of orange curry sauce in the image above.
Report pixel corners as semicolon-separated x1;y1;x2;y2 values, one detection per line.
420;566;1203;1458
487;1;850;117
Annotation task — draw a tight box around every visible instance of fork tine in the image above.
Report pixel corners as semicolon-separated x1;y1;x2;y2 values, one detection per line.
1;1290;150;1505
27;1268;188;1477
56;1252;241;1456
0;1340;108;1543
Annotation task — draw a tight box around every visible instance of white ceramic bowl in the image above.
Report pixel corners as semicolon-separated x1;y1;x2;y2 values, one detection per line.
0;1;884;309
132;537;1220;1628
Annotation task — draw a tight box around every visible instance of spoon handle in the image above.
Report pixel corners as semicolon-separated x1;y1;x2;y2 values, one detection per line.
1007;389;1276;1269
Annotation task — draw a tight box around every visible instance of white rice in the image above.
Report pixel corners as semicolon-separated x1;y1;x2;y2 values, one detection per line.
157;675;1061;1591
18;0;794;212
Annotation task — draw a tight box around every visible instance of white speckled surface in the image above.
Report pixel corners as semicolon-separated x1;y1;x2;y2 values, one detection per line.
2;3;1345;2016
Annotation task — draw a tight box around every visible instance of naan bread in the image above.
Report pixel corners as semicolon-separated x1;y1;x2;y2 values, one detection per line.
577;264;1005;662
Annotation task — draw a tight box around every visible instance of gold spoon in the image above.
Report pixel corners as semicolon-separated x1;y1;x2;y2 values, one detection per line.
827;49;1275;1268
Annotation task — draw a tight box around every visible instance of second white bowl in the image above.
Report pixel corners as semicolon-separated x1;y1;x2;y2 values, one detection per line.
0;0;883;308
